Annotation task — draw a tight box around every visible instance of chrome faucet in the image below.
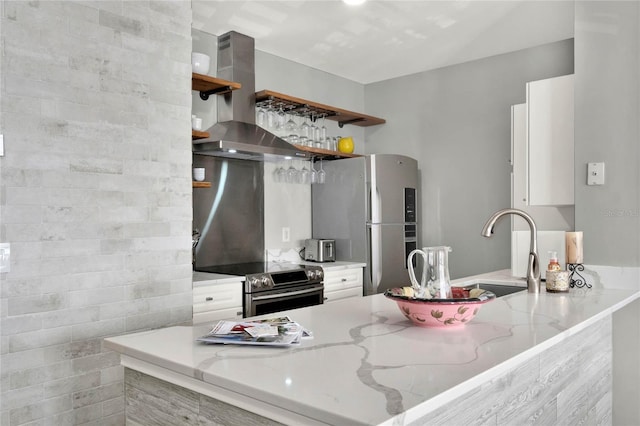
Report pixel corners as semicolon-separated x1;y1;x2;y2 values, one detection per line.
481;208;540;293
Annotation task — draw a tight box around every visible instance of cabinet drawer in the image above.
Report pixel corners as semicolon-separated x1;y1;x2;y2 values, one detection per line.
323;268;363;293
324;286;361;303
193;282;242;313
193;308;243;325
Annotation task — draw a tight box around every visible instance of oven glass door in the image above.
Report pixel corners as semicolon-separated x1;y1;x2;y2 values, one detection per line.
245;284;324;318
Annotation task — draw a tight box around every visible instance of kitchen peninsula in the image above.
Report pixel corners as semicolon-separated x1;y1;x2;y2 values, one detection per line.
104;274;639;425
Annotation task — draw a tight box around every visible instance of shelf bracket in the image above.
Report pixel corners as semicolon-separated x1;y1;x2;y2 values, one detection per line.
199;86;234;101
338;118;365;128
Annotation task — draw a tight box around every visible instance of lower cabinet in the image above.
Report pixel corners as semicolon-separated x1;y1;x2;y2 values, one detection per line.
323;267;363;303
193;280;243;324
192;266;364;323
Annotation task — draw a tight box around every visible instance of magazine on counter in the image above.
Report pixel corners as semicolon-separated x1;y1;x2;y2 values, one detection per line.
196;316;312;347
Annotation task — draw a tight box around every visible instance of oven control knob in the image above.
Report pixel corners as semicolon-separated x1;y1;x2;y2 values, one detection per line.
248;276;260;289
260;276;270;288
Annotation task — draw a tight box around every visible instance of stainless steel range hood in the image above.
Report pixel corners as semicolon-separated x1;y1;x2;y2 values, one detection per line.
192;31;309;161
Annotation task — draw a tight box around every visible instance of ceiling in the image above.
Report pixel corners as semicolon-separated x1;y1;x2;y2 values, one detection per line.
192;0;575;85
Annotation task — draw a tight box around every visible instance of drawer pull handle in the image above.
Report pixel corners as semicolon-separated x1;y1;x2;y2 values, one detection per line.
205;297;213;301
341;278;347;282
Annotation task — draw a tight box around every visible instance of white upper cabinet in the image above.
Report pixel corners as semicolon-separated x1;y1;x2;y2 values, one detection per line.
526;74;575;206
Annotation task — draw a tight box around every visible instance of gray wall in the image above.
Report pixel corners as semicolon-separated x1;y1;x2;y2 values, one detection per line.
0;1;193;424
364;40;574;278
574;2;640;424
575;1;640;267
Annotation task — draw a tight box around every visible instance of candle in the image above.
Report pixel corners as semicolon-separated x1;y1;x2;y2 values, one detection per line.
565;231;584;264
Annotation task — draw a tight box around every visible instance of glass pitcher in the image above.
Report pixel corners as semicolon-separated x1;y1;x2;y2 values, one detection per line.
407;246;453;299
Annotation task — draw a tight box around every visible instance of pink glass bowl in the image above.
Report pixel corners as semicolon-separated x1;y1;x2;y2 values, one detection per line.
384;287;496;328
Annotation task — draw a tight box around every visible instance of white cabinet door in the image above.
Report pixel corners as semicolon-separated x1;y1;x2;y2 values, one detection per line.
323;268;363;303
511;103;527;210
193;281;243;324
526;74;574;206
511;103;574;232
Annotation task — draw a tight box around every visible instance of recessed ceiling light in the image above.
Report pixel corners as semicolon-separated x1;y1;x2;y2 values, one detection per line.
343;0;366;5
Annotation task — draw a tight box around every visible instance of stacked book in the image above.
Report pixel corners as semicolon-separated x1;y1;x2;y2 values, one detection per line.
196;316;312;347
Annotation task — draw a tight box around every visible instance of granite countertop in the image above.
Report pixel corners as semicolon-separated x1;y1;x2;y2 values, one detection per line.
105;272;639;425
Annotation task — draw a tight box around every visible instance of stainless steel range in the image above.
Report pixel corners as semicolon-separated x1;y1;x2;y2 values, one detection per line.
197;262;324;317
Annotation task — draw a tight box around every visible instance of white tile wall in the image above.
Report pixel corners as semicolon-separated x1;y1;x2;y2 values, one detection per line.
0;1;193;424
263;161;312;253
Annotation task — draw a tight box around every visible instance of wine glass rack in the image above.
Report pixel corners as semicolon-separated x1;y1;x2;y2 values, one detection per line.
255;90;385;128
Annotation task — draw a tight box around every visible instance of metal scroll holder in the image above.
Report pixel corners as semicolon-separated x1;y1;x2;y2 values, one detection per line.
567;263;591;288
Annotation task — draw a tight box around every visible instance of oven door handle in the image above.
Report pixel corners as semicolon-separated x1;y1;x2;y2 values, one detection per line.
250;286;322;301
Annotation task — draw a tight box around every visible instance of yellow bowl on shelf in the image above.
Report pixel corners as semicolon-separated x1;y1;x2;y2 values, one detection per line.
338;137;354;154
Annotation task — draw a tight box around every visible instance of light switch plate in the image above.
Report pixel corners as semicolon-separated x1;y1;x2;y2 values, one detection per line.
281;227;290;243
0;243;10;273
587;162;605;185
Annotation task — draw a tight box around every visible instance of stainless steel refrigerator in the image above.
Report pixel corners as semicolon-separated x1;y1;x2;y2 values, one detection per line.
312;154;419;295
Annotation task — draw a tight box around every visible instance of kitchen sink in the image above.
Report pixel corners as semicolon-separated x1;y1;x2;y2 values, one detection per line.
464;283;527;298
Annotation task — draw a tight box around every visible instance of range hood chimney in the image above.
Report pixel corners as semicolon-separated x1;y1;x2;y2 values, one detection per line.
192;31;309;161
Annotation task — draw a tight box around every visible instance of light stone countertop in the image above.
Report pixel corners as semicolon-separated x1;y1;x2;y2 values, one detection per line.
192;271;242;285
299;260;367;270
105;271;639;426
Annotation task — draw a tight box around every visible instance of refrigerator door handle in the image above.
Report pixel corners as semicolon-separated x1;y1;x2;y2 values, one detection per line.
371;185;382;224
370;224;382;294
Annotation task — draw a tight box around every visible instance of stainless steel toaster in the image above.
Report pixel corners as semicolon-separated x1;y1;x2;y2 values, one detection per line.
304;239;336;262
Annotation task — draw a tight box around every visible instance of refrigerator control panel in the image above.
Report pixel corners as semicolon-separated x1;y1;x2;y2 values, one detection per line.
404;187;417;268
404;188;416;223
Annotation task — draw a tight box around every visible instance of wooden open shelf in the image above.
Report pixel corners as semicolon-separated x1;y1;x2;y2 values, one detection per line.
192;73;242;100
296;145;361;160
192;182;211;188
191;130;209;140
255;90;385;128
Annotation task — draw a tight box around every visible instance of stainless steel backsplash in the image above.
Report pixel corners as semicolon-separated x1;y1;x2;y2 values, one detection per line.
192;154;264;267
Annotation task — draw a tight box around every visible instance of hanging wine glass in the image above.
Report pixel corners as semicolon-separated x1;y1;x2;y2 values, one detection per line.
256;104;267;128
284;110;298;143
266;102;277;129
310;160;318;184
274;161;286;183
286;159;298;184
275;104;286;134
320;114;328;149
318;159;326;184
299;162;310;185
299;113;311;146
309;113;319;147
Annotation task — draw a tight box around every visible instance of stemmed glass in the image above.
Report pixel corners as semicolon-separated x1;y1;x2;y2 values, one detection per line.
286;159;298;184
299;162;310;184
285;111;297;133
267;103;278;129
318;159;326;184
310;160;318;184
275;104;286;134
274;161;286;183
284;111;299;144
299;114;311;146
256;103;267;128
319;115;328;148
309;113;319;147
